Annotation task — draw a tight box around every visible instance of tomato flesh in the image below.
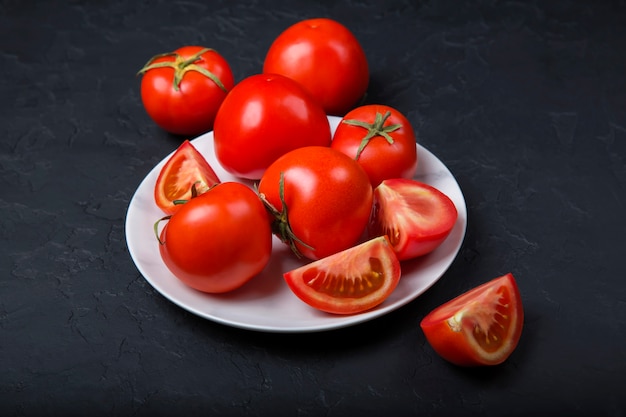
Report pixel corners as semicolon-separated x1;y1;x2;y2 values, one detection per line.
369;178;457;260
154;140;220;215
420;273;524;366
283;236;401;315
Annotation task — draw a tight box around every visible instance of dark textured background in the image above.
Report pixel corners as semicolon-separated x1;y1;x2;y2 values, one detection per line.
1;0;625;416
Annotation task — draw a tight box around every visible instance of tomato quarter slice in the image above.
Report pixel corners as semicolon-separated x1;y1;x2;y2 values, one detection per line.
154;140;220;215
369;178;458;260
283;236;401;315
420;273;524;366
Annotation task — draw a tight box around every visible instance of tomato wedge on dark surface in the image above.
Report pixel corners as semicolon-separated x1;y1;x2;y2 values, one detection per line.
283;236;401;315
368;178;458;260
154;140;220;215
420;273;524;366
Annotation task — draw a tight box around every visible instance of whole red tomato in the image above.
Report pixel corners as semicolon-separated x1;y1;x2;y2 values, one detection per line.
213;73;331;180
138;46;234;136
331;104;418;187
158;182;272;293
257;146;373;261
263;18;369;116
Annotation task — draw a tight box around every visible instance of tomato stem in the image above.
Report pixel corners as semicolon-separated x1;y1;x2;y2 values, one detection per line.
256;173;314;259
137;48;228;93
153;215;171;245
341;111;402;160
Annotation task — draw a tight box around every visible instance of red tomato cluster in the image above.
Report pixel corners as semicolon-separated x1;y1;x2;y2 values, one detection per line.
139;17;523;366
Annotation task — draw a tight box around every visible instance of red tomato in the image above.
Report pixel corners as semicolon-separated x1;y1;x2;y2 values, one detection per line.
138;46;234;136
368;179;458;260
420;273;524;366
154;140;220;215
158;182;272;293
331;104;418;187
213;73;331;180
263;18;369;116
257;146;373;261
283;236;401;315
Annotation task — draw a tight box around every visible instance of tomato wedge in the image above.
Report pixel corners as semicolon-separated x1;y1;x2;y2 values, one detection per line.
154;140;220;215
420;273;524;366
283;236;401;315
368;178;458;260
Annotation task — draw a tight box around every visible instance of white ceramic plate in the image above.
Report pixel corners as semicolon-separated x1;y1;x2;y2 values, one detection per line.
125;116;467;333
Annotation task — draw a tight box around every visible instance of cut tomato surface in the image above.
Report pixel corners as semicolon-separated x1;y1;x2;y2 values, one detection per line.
283;236;401;315
154;140;220;215
420;273;524;366
369;178;458;260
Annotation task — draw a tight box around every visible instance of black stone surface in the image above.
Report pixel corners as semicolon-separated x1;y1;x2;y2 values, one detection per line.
1;1;625;416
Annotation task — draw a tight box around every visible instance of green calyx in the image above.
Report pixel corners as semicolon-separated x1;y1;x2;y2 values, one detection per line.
257;172;314;259
137;47;227;92
341;110;402;160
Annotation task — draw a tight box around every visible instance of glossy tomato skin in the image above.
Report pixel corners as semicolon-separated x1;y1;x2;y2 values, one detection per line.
420;273;524;366
263;18;369;116
331;104;418;187
284;236;401;314
139;46;234;136
213;73;331;180
258;146;373;261
369;179;458;260
154;140;220;215
159;182;272;293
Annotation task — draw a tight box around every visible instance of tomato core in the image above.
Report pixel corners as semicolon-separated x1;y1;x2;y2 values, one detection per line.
450;285;515;354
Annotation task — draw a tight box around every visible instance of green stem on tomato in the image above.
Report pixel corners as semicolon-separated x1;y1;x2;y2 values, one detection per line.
153;215;171;245
136;47;227;93
341;110;402;160
256;172;314;259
